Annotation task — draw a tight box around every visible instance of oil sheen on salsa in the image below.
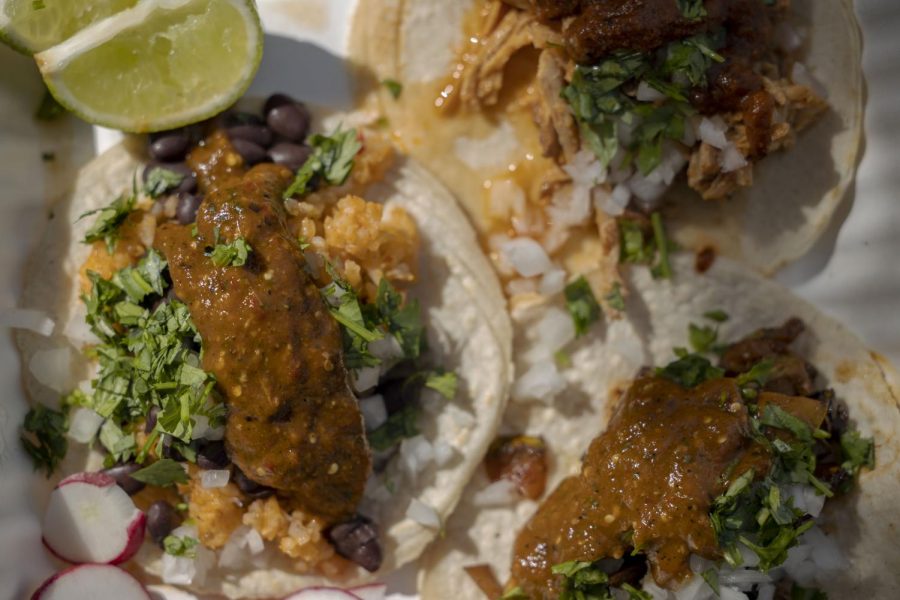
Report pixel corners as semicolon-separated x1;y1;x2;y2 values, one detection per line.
155;132;370;520
510;375;811;595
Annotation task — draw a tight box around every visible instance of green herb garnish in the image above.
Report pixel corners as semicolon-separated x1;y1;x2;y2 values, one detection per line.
131;458;189;487
656;353;724;388
284;127;362;199
20;405;68;477
208;237;251;267
144;167;185;198
564;276;602;337
604;282;626;311
163;534;199;558
382;79;403;99
81;194;136;253
677;0;707;21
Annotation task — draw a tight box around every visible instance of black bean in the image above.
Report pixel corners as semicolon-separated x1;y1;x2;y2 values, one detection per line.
144;406;160;433
102;463;146;496
149;132;190;162
176;192;202;225
196;440;230;470
263;93;295;115
232;467;275;499
227;124;273;148
266;103;311;142
231;138;267;165
146;501;182;546
143;161;197;194
327;516;382;572
268;142;312;171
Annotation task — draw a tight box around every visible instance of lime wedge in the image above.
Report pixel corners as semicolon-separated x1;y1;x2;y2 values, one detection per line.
35;0;263;133
0;0;139;54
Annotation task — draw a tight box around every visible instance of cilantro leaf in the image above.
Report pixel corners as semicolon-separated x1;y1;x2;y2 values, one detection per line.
839;429;875;476
656;353;724;388
677;0;707;21
130;458;189;486
284;127;363;199
735;359;774;388
689;323;718;353
375;278;424;359
163;534;199;558
604;282;626;311
649;212;672;279
367;404;420;452
425;371;458;400
619;218;655;264
208;237;251;267
564;276;602;337
99;419;135;463
759;404;817;444
499;587;528;600
621;583;652;600
20;405;68;477
81;194;136;253
382;79;403;99
701;568;719;594
704;309;729;323
144;167;185;198
551;561;612;600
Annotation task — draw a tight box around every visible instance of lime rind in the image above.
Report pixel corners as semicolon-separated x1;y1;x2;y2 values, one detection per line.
36;0;263;133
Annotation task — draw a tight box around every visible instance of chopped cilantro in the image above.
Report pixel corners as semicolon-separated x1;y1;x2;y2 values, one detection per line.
735;359;773;388
283;127;362;199
163;534;199;558
649;212;672;279
499;587;528;600
704;309;729;323
759;404;820;445
425;371;458;400
81;194;136;253
701;568;720;594
382;79;403;99
604;282;626;311
20;405;68;477
98;420;136;464
32;0;46;10
676;0;707;21
656;353;724;388
374;278;424;359
618;213;673;279
35;88;64;121
144;167;185;198
564;276;602;337
367;404;420;452
621;583;652;600
839;429;875;476
208;237;251;267
554;349;572;368
689;323;718;353
131;458;189;487
551;561;612;600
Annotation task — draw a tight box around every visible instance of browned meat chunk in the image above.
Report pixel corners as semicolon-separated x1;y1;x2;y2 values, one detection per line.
155;162;370;520
485;435;548;500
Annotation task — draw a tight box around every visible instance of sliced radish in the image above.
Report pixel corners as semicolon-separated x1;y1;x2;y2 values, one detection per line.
349;583;388;600
42;472;146;565
283;587;363;600
31;564;151;600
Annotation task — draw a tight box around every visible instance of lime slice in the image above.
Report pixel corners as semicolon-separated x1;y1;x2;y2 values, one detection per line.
35;0;263;133
0;0;139;54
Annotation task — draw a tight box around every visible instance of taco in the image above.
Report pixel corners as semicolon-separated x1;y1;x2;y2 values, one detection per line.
15;95;513;598
418;253;899;599
350;0;863;297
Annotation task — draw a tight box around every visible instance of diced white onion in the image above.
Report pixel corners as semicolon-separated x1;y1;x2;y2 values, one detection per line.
507;278;538;297
369;336;403;363
245;528;264;555
539;268;566;297
28;345;76;394
400;435;434;478
67;407;104;443
672;573;713;600
720;586;749;600
471;479;518;507
783;484;825;517
626;171;668;210
162;526;212;586
719;567;773;587
756;583;776;600
63;303;101;348
488;178;526;221
719;143;748;173
432;441;456;467
500;237;553;278
698;116;729;149
406;498;440;529
359;395;388;432
353;366;380;394
191;414;224;441
524;306;576;363
512;360;566;403
0;308;55;336
776;22;804;53
563;150;607;187
200;469;230;489
636;81;666;102
791;62;827;98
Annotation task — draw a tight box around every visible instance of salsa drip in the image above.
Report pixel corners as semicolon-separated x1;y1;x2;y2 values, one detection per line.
505;0;788;158
155;132;371;520
510;318;836;596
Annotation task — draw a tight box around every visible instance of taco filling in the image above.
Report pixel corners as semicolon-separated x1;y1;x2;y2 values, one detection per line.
503;318;873;599
22;96;464;585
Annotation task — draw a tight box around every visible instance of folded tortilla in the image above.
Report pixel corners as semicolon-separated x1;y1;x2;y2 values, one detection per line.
15;125;514;597
349;0;863;275
418;253;900;597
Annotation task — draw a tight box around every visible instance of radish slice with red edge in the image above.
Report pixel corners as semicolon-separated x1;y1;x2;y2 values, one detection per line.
348;584;388;600
42;472;146;565
31;564;151;600
282;587;364;600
